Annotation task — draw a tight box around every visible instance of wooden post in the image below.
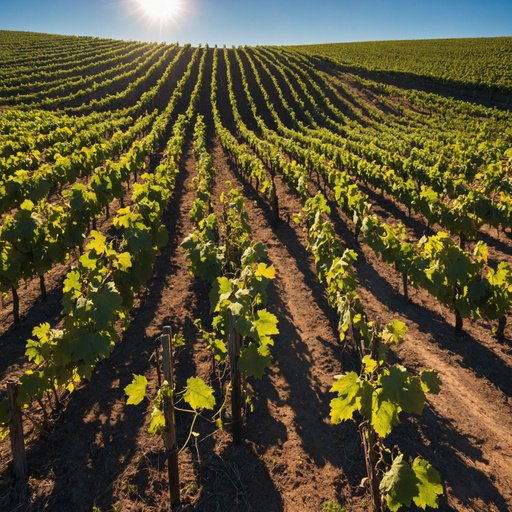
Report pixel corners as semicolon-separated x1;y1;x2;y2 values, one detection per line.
366;334;384;512
11;286;19;324
39;275;47;302
154;340;162;389
350;321;365;362
496;316;506;340
271;175;279;223
228;313;242;444
360;423;383;512
7;380;27;488
453;287;463;335
160;326;180;509
402;272;409;300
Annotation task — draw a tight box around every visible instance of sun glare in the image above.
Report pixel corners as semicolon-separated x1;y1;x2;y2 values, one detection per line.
134;0;184;23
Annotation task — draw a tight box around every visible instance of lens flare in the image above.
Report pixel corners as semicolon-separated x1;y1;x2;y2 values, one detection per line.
134;0;184;23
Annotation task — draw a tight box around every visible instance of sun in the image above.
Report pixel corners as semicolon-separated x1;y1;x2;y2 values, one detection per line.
134;0;184;23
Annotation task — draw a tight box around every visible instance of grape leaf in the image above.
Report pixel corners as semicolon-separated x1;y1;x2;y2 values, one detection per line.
254;309;279;338
72;331;111;362
79;252;98;271
20;199;34;211
184;377;215;410
420;369;441;394
382;320;408;344
412;457;444;509
114;252;132;272
228;301;244;316
380;454;418;511
372;394;400;438
254;263;276;279
238;343;272;378
18;370;47;405
380;366;425;415
148;407;166;435
63;270;81;296
87;231;107;255
0;399;8;441
91;282;123;329
330;372;361;424
217;277;233;300
125;374;148;405
362;355;378;373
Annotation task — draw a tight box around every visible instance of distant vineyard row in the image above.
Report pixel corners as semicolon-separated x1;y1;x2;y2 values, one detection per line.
288;37;512;91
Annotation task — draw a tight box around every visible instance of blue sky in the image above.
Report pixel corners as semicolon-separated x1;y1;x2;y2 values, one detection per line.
1;0;511;46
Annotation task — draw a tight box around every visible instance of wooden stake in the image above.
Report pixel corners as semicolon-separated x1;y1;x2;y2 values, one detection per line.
453;287;463;335
228;313;242;444
39;275;47;302
360;423;383;512
7;380;27;488
271;174;279;223
11;286;19;324
402;272;409;300
154;343;162;389
496;316;506;340
160;326;180;509
366;334;383;512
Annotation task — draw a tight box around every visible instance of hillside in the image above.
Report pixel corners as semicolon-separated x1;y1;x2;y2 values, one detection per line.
288;37;512;91
0;31;511;512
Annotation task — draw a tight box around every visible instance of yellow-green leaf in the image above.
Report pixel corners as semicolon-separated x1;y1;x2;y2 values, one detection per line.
255;263;276;280
412;457;444;509
148;407;165;435
125;374;148;405
183;377;215;411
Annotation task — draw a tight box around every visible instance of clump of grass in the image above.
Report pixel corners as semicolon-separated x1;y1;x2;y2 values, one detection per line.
322;500;347;512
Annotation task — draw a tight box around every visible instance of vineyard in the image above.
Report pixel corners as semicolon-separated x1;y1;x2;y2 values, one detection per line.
0;30;511;511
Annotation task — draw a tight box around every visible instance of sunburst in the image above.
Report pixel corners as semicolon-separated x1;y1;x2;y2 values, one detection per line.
133;0;184;24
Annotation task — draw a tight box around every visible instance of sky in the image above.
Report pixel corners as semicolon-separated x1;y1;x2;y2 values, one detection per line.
0;0;511;46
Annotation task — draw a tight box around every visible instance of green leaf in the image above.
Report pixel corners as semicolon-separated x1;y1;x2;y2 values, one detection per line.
91;282;123;329
25;338;43;364
330;372;361;424
32;322;51;341
114;252;132;272
125;374;148;405
86;231;107;255
238;343;272;378
362;355;378;373
73;331;111;362
228;301;244;316
331;371;360;397
359;380;374;421
218;276;232;297
18;370;47;404
412;457;444;509
79;252;98;270
380;454;418;511
372;394;400;438
172;333;185;348
63;270;81;295
330;395;359;424
148;407;166;435
183;377;215;410
382;320;408;344
254;263;276;280
254;309;279;338
380;366;426;415
420;370;441;395
0;399;8;441
20;199;34;211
